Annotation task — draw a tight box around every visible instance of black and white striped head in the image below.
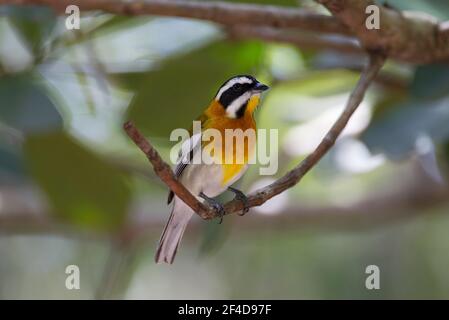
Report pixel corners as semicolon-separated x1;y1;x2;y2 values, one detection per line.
215;75;269;118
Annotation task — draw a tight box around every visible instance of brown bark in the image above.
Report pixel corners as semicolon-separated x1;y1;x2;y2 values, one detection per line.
6;0;449;63
317;0;449;63
6;0;350;34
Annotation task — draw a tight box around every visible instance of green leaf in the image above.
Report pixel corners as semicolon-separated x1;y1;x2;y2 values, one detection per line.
444;140;449;171
23;132;131;231
379;0;449;20
198;219;230;257
362;98;449;159
363;61;449;159
123;40;266;137
369;90;408;123
0;141;25;182
90;15;154;37
410;64;449;100
2;5;57;55
0;72;62;134
219;0;298;6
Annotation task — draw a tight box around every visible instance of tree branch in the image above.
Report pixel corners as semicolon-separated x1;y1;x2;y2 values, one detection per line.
1;165;448;239
7;0;449;63
123;122;210;217
123;53;386;220
8;0;350;35
316;0;449;63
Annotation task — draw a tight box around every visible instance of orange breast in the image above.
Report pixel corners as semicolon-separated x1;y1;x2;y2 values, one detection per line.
203;97;258;186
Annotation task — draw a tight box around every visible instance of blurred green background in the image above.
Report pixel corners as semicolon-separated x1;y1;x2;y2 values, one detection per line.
1;0;449;299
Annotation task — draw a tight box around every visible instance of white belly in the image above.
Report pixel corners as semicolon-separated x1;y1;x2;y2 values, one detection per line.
179;163;248;198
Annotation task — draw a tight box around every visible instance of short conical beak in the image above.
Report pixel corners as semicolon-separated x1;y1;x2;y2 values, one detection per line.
254;82;270;92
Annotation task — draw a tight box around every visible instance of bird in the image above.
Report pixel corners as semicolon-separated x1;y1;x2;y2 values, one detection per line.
155;75;269;264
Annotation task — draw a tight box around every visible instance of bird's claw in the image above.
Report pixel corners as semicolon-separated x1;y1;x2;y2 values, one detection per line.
228;187;250;216
199;192;225;224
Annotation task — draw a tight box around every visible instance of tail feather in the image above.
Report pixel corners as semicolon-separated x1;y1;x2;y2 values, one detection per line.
155;199;194;264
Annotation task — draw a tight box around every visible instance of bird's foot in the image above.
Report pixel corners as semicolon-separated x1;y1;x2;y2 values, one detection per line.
199;192;225;224
228;187;250;216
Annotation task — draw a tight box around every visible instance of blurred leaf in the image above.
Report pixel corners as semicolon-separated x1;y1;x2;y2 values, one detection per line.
410;64;449;100
2;5;57;55
198;219;230;257
0;142;25;182
23;132;131;231
364;61;449;159
284;70;358;96
415;134;445;185
380;0;449;20
220;0;298;6
444;141;449;172
369;90;408;122
123;40;265;137
90;15;153;36
0;72;62;134
363;98;449;159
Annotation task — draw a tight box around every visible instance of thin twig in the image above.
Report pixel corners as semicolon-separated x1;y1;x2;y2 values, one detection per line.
123;53;386;220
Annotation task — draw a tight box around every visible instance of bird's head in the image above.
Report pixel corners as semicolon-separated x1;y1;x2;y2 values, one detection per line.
214;75;269;118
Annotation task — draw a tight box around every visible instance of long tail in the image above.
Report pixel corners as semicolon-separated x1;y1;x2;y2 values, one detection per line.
155;198;194;264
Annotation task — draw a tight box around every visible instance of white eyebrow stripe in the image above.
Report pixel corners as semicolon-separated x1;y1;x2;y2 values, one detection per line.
226;91;251;118
215;77;253;100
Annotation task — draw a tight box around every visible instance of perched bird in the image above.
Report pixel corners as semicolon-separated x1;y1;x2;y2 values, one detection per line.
155;75;269;264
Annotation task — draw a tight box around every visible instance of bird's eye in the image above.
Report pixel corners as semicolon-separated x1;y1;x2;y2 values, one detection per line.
233;83;243;90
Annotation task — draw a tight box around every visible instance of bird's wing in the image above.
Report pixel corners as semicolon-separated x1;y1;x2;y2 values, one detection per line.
174;132;202;177
167;113;208;204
